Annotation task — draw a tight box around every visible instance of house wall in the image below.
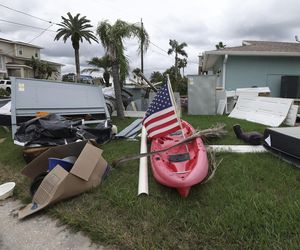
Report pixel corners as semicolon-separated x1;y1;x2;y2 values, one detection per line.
225;56;300;96
0;41;14;57
14;45;40;59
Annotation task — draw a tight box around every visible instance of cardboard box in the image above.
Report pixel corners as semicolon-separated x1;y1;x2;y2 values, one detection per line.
18;140;108;219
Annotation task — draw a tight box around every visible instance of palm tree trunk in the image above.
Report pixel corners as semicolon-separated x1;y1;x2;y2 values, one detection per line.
112;63;124;118
175;53;178;91
75;48;80;82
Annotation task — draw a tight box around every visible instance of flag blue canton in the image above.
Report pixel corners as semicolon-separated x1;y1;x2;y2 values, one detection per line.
144;83;172;119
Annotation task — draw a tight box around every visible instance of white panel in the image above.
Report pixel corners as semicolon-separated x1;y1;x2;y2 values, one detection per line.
229;96;293;127
208;145;267;153
284;105;298;126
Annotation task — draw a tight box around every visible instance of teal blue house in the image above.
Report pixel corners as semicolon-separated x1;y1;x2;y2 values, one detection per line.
200;41;300;96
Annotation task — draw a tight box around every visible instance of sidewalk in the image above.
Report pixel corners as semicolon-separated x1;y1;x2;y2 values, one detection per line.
0;199;110;250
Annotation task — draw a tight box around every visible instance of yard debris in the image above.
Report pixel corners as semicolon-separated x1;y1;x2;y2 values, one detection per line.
0;138;6;143
233;124;263;145
0;182;15;200
116;119;143;139
263;127;300;167
229;96;294;127
14;113;113;147
112;124;227;167
18;140;109;219
207;145;267;153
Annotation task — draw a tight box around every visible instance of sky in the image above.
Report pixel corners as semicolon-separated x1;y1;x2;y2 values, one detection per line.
1;0;300;78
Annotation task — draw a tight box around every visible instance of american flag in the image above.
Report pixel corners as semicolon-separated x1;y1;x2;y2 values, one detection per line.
143;79;181;139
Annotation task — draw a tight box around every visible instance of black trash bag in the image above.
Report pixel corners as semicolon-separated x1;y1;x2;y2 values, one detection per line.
14;114;78;146
233;124;263;145
77;120;113;144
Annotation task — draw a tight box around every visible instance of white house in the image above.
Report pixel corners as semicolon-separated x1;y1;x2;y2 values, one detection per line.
0;37;63;80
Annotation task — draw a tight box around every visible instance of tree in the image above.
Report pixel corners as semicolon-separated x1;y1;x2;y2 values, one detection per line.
215;41;226;50
177;58;187;77
82;55;112;87
26;57;58;79
150;71;163;83
167;39;188;81
54;12;98;82
132;68;141;76
97;19;149;118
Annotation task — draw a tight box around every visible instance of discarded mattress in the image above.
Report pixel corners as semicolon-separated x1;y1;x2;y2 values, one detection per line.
229;96;294;127
263;127;300;167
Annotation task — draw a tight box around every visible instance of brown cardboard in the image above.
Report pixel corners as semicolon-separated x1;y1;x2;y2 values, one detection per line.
18;140;107;219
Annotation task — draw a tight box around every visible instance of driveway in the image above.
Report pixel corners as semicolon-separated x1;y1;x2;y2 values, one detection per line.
0;199;112;250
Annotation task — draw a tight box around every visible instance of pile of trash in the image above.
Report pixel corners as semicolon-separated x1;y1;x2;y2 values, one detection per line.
14;113;113;147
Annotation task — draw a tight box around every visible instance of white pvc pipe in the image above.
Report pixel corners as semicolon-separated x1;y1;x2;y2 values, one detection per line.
138;126;149;195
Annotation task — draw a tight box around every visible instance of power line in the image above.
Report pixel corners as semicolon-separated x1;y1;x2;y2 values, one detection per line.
27;24;54;44
150;41;168;53
0;3;57;24
0;18;56;32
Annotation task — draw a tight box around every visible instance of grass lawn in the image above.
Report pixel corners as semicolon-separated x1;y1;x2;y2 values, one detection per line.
0;115;300;249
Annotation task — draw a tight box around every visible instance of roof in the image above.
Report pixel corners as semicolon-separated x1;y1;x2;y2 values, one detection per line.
202;40;300;70
0;37;43;49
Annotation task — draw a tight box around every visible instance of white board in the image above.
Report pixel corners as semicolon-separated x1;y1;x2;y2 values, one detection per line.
229;96;294;127
284;105;299;126
208;145;267;153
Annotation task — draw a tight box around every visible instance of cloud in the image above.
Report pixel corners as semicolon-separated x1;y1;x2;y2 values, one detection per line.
2;0;300;78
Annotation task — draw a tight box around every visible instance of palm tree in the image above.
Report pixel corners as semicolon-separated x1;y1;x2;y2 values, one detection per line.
167;39;188;81
150;71;163;83
26;57;58;79
97;19;149;118
82;55;112;87
177;58;187;77
54;12;98;82
215;41;226;50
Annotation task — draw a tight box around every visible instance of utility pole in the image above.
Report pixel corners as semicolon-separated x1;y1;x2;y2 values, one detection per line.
141;18;144;73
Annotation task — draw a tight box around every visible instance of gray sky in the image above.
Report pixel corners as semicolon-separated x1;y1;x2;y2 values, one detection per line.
1;0;300;77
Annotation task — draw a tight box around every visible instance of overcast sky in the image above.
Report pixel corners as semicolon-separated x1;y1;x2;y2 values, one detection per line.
1;0;300;78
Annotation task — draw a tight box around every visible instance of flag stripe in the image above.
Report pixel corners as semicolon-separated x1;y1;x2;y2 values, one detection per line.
145;114;178;131
146;117;179;135
142;79;180;139
147;123;181;138
144;111;176;130
143;107;175;127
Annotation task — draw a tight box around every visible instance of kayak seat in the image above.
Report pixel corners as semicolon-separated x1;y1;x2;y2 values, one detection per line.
168;153;190;162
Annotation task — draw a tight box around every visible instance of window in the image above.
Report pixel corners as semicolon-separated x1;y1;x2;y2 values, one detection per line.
17;46;23;56
34;49;39;58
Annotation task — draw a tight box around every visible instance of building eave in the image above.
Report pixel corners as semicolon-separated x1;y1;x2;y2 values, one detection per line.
202;51;300;70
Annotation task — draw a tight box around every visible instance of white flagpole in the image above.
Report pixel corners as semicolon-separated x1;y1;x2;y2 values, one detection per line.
166;75;190;154
167;75;185;137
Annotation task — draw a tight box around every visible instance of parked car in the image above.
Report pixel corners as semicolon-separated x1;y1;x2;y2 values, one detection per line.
0;80;11;95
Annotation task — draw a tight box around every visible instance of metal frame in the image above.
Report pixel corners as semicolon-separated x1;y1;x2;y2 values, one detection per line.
10;77;110;137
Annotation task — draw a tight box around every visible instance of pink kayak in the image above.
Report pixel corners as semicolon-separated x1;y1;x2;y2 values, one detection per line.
150;120;209;197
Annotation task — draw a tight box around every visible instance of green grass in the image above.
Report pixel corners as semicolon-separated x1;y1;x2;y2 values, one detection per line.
0;116;300;249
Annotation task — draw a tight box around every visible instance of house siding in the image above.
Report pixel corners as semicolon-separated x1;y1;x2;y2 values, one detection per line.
225;56;300;96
